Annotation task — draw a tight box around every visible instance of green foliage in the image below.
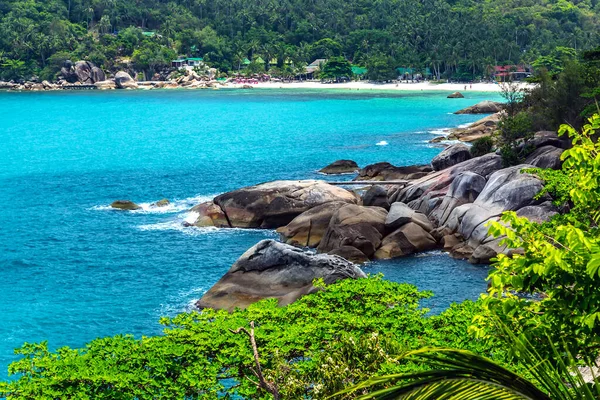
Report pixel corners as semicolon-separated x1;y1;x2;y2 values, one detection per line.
2;0;600;80
339;320;600;400
480;114;600;358
321;56;353;80
497;112;534;167
365;54;397;82
0;277;505;399
532;46;577;76
470;136;495;157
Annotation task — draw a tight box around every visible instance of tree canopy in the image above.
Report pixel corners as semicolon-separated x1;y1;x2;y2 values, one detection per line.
1;0;600;80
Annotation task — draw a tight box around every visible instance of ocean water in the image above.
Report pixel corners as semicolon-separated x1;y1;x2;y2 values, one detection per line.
0;88;499;379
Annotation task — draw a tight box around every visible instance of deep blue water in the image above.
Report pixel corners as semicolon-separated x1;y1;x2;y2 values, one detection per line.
0;89;497;379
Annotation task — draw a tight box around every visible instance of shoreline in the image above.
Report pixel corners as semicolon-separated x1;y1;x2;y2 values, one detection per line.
0;79;530;93
225;80;530;93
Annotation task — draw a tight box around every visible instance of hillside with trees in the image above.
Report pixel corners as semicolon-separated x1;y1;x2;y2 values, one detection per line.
1;0;600;80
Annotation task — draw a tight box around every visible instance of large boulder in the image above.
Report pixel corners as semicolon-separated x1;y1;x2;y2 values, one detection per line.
277;201;347;247
187;202;229;227
525;145;563;170
458;165;546;249
429;171;487;226
531;131;569;149
385;202;433;232
454;101;504;114
317;204;388;260
319;160;359;174
196;240;366;311
61;61;105;84
115;71;138;89
190;180;357;229
355;162;432;181
431;144;472;171
362;185;390;210
375;222;437;259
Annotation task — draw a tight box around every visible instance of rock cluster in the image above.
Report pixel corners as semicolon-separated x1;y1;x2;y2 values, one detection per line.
61;60;106;84
187;180;358;229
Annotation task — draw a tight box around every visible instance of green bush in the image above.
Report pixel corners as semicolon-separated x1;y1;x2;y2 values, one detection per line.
470;136;494;157
0;276;508;399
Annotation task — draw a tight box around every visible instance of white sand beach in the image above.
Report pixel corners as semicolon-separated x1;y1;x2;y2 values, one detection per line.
227;80;531;92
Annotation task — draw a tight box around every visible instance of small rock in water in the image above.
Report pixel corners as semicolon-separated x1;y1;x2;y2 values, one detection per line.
447;91;464;98
319;159;359;175
110;200;141;210
151;198;170;208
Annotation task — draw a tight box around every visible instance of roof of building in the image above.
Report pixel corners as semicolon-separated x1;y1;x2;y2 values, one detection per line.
306;59;327;73
351;65;367;75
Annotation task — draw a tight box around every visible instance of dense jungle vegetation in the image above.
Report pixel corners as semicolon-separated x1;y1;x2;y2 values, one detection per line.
1;0;600;80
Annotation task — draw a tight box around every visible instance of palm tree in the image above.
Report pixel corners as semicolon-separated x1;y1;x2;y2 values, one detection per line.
336;324;600;400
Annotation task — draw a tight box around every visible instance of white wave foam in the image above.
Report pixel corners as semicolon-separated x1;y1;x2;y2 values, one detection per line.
376;141;389;146
91;194;217;214
429;128;450;135
457;123;472;129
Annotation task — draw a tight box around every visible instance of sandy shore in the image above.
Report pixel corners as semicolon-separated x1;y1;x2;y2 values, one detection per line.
226;80;531;92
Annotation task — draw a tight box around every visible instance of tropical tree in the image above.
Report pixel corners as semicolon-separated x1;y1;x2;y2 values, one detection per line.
338;323;600;400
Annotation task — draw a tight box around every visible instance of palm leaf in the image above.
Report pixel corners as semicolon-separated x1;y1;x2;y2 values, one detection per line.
333;320;600;400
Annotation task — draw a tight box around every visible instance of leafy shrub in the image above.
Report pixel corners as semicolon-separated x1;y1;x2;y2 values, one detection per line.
470;136;494;157
478;114;600;359
0;276;507;399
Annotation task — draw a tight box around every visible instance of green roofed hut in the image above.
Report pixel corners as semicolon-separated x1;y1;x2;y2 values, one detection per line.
171;57;204;68
351;65;367;80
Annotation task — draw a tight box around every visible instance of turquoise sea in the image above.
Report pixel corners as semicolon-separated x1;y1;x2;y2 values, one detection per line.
0;89;501;378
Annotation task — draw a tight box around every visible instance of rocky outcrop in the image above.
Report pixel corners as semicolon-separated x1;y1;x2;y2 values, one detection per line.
385;202;433;232
454;100;503;114
429;172;487;226
374;203;436;259
94;80;117;90
61;61;106;84
525;145;563;170
390;153;503;215
319;160;359;174
277;201;347;247
188;202;229;227
188;180;357;229
435;165;558;262
446;112;502;142
196;239;366;311
447;92;464;98
362;185;390;210
431;144;472;171
317;204;388;260
375;222;437;259
115;71;138;89
355;162;433;181
110;200;141;210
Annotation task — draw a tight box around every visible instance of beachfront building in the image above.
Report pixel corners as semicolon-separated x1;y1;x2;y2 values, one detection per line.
493;65;532;81
303;59;327;79
171;57;205;69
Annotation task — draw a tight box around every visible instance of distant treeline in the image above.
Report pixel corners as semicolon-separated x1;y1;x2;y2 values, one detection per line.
1;0;600;80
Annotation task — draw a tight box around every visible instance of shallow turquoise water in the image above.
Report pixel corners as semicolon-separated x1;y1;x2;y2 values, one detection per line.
0;89;498;378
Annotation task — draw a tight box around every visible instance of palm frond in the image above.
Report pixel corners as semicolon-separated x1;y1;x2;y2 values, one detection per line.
333;319;600;400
